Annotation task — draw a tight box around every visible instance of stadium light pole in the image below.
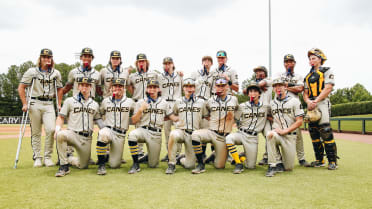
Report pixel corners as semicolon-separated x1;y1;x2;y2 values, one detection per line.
268;0;272;78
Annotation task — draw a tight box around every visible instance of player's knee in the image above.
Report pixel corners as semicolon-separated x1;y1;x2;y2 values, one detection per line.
308;123;321;139
191;130;202;142
319;123;334;140
109;161;121;169
128;130;139;142
56;131;67;143
98;129;110;143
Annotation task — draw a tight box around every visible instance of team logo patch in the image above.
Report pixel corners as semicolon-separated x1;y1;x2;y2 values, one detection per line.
329;74;334;79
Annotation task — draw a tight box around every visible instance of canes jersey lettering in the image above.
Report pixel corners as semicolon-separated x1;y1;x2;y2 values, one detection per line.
134;98;172;129
207;95;239;133
67;67;101;98
191;69;215;99
100;66;129;98
304;67;335;98
276;72;304;99
21;67;63;99
235;101;269;133
59;95;101;132
128;71;158;101
158;72;182;101
100;96;135;130
173;97;208;130
270;96;304;129
210;65;239;95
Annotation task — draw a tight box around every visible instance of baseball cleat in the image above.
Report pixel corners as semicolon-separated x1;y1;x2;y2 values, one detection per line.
233;163;244;174
276;163;285;172
33;158;43;168
204;152;215;164
44;158;55;167
97;164;107;175
121;159;127;164
265;166;276;177
128;163;140;174
328;162;338;170
55;165;70;177
258;158;268;166
308;160;326;167
165;164;176;174
138;154;148;164
161;154;169;162
192;163;205;174
299;160;311;167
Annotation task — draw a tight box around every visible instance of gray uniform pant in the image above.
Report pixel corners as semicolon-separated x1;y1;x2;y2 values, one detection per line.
98;127;126;168
317;98;331;124
28;100;55;160
56;130;92;168
267;131;296;170
191;129;227;169
168;129;196;168
226;131;258;169
128;127;162;168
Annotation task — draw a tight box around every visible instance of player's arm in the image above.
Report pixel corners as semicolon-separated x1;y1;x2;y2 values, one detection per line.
62;83;73;94
313;83;333;103
18;83;28;112
274;116;303;136
131;102;148;124
286;84;304;94
166;114;179;122
54;115;64;139
127;84;134;95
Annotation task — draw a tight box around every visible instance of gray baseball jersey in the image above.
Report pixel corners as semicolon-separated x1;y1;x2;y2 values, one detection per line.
270;96;304;130
59;95;101;132
206;95;239;133
134;98;173;129
173;97;208;130
256;78;273;105
191;69;215;99
100;66;129;98
275;72;304;99
235;101;270;133
21;67;63;99
67;67;101;98
128;71;158;101
158;72;183;101
211;66;239;94
100;96;135;130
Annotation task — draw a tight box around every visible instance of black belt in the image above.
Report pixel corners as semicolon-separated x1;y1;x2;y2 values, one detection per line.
166;99;175;102
239;128;258;136
212;130;229;137
141;126;162;133
106;126;127;135
31;97;53;101
287;132;297;135
184;129;193;135
133;99;138;102
74;131;92;137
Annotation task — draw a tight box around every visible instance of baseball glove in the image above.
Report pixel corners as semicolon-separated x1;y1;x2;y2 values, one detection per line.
304;108;321;123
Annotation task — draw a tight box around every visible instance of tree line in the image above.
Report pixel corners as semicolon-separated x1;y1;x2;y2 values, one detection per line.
0;61;371;116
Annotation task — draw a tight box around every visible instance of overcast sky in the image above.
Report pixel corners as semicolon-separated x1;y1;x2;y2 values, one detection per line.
1;0;371;92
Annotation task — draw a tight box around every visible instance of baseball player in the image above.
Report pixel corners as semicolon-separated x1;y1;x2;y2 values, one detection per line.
18;48;63;167
275;54;310;166
127;79;178;174
190;56;215;100
60;47;102;98
191;78;239;174
54;77;104;177
96;78;135;175
211;50;239;95
165;78;208;174
158;57;183;162
100;50;130;99
252;66;273;166
226;81;270;174
303;48;338;170
265;78;304;177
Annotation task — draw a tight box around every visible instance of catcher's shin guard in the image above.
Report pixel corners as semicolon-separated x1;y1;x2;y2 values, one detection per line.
309;123;324;162
320;123;337;163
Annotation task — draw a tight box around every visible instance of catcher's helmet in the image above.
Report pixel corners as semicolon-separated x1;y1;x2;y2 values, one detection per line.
308;48;327;64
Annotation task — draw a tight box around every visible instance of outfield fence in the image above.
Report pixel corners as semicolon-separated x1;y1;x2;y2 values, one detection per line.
304;117;372;135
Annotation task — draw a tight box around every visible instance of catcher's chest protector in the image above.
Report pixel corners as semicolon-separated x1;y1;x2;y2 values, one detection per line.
305;70;325;98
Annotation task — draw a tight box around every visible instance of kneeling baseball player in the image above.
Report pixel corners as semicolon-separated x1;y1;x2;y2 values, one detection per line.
265;78;304;177
96;78;135;175
226;81;269;174
127;79;178;174
165;78;208;174
191;78;239;174
54;77;104;177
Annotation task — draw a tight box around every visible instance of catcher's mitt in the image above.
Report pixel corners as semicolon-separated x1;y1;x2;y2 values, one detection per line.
304;108;321;123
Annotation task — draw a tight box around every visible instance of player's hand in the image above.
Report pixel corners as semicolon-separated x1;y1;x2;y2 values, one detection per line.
22;104;28;112
274;128;287;136
177;71;184;77
54;126;61;140
58;105;61;112
140;102;149;111
307;101;317;111
267;131;274;139
221;73;229;81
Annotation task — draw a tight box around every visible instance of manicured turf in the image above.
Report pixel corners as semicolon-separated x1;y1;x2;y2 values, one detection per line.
0;125;371;208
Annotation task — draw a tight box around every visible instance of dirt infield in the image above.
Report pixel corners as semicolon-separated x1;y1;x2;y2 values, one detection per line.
1;125;371;144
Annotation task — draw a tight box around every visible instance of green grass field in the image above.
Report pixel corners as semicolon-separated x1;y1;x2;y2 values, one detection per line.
0;125;372;209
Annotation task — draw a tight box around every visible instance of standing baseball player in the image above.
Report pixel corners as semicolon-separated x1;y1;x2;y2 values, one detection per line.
226;81;269;174
18;48;63;167
158;57;183;162
96;78;135;175
127;79;178;174
211;50;239;95
265;78;304;177
303;48;338;170
100;50;130;99
54;77;104;177
191;56;215;100
191;78;239;174
252;66;273;166
275;54;310;166
165;78;208;174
